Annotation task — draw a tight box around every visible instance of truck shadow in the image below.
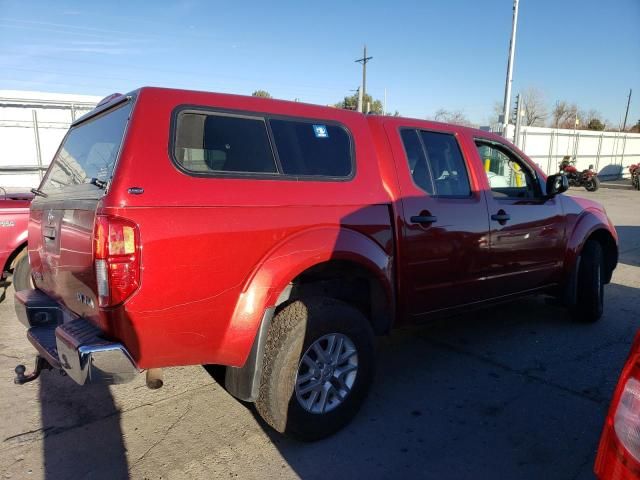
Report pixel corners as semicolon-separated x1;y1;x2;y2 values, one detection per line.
243;280;639;479
39;371;128;479
0;272;15;303
0;282;7;304
615;226;640;267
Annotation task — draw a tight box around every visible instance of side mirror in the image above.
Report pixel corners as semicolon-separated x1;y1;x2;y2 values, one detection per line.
546;173;569;197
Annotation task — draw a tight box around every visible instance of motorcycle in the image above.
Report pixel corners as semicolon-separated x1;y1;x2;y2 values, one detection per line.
559;156;600;192
630;164;640;190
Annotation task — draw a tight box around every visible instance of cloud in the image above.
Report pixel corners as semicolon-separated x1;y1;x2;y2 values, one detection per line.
68;40;124;47
54;46;140;55
1;42;141;60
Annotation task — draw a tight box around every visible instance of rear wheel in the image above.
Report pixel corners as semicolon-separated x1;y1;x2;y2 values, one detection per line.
255;297;375;441
571;240;604;322
11;249;32;292
584;176;600;192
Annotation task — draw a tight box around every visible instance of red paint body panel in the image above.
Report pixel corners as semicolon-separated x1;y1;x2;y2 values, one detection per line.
379;118;493;314
595;332;640;479
0;192;32;275
26;87;618;371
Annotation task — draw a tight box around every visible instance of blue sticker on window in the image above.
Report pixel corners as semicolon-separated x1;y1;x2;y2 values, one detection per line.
313;124;329;138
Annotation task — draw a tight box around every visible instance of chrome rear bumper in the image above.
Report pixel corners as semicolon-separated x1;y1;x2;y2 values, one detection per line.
14;289;139;385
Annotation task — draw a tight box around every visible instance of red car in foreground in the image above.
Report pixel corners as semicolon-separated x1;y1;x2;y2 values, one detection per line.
14;87;618;440
0;188;32;292
596;333;640;479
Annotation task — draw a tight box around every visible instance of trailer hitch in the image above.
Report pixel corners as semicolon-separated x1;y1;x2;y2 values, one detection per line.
14;356;55;384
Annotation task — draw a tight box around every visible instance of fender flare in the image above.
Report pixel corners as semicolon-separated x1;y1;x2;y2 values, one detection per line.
562;209;618;304
222;226;393;401
565;209;618;273
222;226;393;367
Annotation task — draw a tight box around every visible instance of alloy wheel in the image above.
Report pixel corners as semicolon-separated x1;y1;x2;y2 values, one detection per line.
295;333;358;414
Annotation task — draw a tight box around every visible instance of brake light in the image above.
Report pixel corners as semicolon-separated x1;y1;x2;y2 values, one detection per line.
94;215;140;307
615;378;640;462
595;334;640;479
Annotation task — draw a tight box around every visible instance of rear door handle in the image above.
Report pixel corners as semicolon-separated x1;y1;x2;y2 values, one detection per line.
410;215;438;225
491;211;511;223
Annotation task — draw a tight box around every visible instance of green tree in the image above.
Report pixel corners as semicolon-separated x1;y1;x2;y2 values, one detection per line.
335;92;384;114
251;90;272;98
586;118;605;131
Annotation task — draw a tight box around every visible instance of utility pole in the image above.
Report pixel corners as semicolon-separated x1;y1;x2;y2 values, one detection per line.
355;45;373;113
513;93;522;146
622;88;632;131
384;88;387;116
501;0;520;137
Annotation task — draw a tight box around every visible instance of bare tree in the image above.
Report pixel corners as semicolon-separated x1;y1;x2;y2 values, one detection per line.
551;101;579;129
490;101;503;124
519;87;547;126
433;109;472;126
551;100;568;127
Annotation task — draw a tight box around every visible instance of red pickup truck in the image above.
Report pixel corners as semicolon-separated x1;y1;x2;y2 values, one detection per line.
14;87;618;440
0;188;32;293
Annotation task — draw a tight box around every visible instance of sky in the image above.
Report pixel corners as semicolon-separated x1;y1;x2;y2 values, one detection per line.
0;0;638;126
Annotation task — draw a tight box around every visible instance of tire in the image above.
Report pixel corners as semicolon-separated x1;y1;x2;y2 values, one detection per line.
584;176;600;192
255;297;375;441
571;240;604;322
11;249;32;292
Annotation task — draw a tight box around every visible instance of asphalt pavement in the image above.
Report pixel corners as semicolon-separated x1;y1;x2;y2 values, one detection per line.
0;187;639;480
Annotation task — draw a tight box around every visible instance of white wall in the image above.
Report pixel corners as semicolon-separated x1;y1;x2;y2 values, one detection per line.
0;90;100;189
507;124;640;179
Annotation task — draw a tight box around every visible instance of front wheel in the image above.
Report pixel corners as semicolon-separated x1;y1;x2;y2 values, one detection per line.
584;176;600;192
255;297;375;441
571;240;604;322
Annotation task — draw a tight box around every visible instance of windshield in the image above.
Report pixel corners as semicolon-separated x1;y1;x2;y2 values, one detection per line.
41;101;132;196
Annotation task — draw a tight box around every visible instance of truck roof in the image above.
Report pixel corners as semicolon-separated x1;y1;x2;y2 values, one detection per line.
78;86;495;140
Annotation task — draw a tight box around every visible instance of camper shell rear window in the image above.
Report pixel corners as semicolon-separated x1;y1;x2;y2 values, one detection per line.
40;100;133;197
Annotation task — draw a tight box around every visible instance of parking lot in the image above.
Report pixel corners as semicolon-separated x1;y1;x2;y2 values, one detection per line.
0;186;638;480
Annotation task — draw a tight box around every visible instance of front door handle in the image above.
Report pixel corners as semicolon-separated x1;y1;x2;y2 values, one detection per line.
491;210;511;224
410;215;438;225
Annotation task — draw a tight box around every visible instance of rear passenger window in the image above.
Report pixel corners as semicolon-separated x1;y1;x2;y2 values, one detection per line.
400;129;471;197
269;119;352;177
400;129;434;195
420;131;471;197
174;112;277;174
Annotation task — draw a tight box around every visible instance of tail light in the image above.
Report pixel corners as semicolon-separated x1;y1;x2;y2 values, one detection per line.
595;334;640;479
94;215;140;307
